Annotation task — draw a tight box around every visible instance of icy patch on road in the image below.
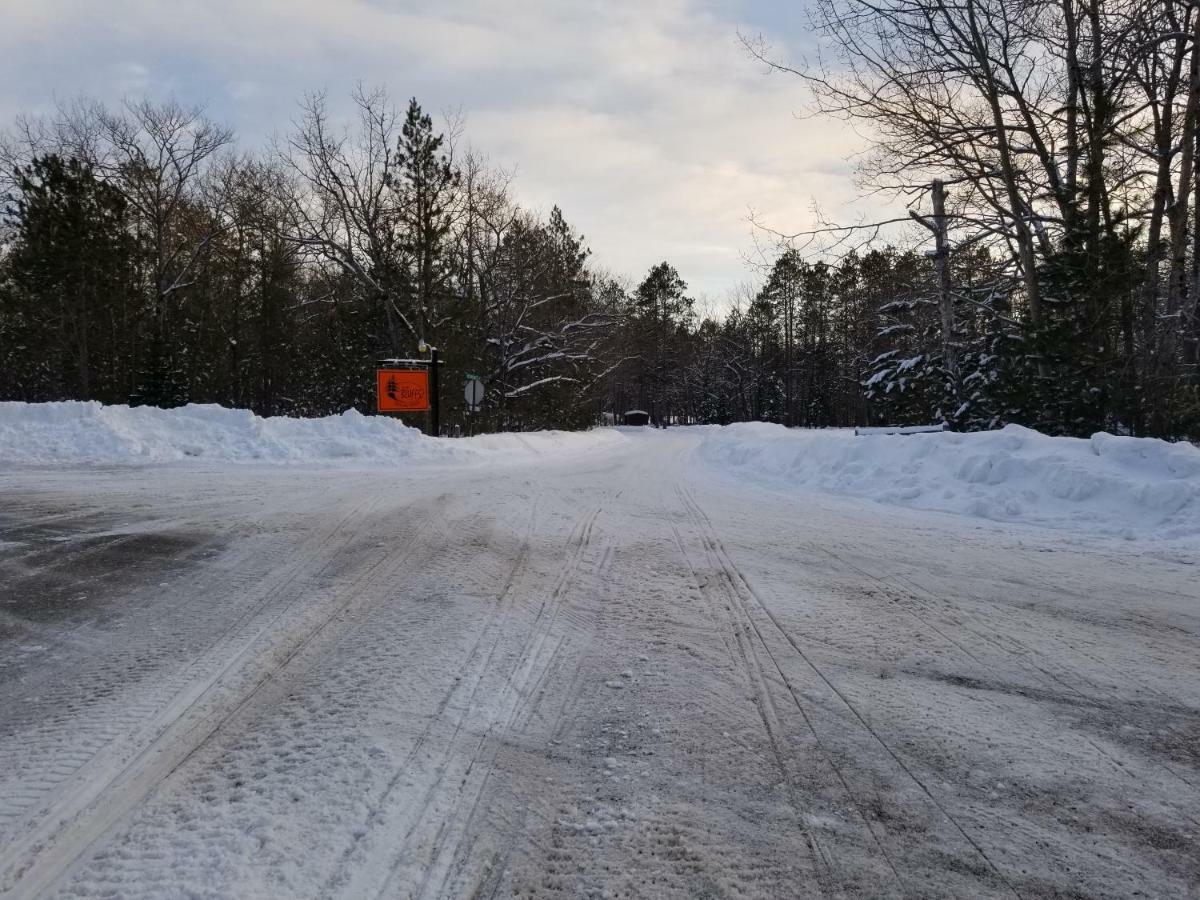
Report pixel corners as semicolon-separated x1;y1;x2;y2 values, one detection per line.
697;422;1200;540
0;401;627;467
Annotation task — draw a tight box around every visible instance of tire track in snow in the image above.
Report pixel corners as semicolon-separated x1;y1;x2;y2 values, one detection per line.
324;498;609;899
885;561;1200;720
670;485;869;900
818;541;1108;701
432;504;619;900
468;528;624;900
677;485;1026;900
313;493;544;898
0;485;386;837
402;501;612;900
0;489;442;899
812;542;1200;805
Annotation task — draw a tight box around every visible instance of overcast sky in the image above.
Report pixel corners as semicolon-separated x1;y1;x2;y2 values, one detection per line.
0;0;881;301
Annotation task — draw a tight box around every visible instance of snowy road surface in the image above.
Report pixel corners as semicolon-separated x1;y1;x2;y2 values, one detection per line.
1;429;1197;899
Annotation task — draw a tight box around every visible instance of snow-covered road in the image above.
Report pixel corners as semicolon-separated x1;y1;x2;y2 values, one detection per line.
1;429;1197;899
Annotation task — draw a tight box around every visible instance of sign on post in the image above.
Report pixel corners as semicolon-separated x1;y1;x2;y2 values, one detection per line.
464;376;484;413
376;368;430;413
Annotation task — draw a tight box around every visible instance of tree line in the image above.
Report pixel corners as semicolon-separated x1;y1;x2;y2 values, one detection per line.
745;0;1200;439
0;92;623;432
4;0;1200;445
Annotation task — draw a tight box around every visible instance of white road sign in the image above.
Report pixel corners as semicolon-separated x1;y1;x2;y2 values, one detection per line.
464;377;485;411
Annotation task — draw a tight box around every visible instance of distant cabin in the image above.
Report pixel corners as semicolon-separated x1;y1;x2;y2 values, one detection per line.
623;410;650;426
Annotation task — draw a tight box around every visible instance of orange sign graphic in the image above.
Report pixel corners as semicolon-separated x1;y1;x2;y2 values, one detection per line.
377;368;430;412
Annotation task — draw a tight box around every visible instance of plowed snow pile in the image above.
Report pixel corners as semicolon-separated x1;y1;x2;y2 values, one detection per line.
0;401;625;466
697;422;1200;541
4;403;1197;540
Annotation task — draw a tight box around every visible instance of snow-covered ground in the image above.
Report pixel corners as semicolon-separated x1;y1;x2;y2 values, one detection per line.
4;401;1198;543
699;421;1200;542
0;410;1197;898
0;401;630;467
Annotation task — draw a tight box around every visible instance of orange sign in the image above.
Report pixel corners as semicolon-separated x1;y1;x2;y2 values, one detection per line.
377;368;430;412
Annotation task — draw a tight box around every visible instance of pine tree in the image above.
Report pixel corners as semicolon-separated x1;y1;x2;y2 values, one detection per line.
630;262;694;423
758;250;803;424
3;154;139;402
395;98;460;347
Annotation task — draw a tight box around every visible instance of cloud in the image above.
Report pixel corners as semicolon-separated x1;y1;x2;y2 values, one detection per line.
0;0;882;301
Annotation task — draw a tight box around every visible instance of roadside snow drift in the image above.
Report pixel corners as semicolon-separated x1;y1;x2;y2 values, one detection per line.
3;402;1197;541
0;401;626;467
697;422;1200;541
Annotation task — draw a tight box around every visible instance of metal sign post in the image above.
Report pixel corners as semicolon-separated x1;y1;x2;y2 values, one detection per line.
429;348;440;437
464;376;484;413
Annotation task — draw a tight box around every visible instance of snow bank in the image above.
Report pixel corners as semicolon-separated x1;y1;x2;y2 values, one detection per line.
697;422;1200;541
0;402;626;467
4;403;1196;541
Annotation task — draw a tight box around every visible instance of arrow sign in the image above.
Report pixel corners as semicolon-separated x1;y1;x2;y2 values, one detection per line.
464;377;484;411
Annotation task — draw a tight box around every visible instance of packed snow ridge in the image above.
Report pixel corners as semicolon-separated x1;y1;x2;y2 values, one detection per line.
0;401;624;467
699;421;1200;541
2;401;1197;541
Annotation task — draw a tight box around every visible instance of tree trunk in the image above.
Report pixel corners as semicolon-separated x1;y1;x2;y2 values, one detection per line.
1164;9;1200;373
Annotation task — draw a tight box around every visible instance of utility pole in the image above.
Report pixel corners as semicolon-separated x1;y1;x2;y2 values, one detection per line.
911;179;960;406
